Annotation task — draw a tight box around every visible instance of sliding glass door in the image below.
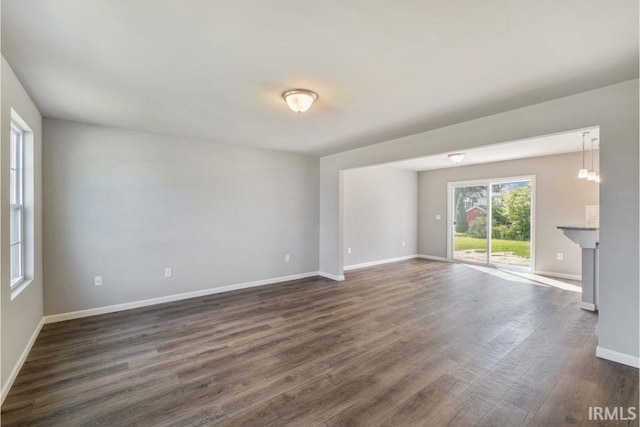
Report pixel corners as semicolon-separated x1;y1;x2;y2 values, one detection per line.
490;181;532;268
450;177;533;270
452;184;489;264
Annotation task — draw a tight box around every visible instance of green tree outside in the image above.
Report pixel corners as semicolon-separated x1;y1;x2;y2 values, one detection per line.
462;184;531;241
503;185;531;241
467;211;487;238
455;193;468;233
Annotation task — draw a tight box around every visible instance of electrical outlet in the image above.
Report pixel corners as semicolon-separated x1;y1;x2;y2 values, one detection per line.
347;247;352;254
557;252;564;261
435;214;442;220
402;241;406;247
285;254;290;262
164;268;172;278
94;276;103;287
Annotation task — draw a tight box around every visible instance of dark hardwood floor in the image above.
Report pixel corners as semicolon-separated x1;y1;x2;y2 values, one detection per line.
2;259;638;426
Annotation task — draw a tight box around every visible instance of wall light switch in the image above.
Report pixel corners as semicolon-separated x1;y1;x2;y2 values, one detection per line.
402;241;406;247
94;276;103;287
557;252;564;261
435;214;442;220
347;247;352;254
285;254;290;262
164;268;172;278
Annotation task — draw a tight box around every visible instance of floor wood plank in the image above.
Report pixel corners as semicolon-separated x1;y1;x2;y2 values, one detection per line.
2;259;637;426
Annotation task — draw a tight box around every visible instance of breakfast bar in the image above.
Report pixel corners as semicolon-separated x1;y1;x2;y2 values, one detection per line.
557;225;599;311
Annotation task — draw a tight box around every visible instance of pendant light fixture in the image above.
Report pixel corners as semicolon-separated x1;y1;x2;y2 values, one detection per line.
578;132;589;179
587;137;597;181
282;89;318;113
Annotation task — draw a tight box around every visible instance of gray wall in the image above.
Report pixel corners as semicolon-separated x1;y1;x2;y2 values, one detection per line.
343;166;417;267
43;119;319;315
1;57;43;391
418;152;599;277
320;80;638;364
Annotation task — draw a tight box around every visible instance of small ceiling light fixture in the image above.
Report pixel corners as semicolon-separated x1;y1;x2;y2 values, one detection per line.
282;89;318;113
587;137;597;181
578;131;589;179
448;152;466;164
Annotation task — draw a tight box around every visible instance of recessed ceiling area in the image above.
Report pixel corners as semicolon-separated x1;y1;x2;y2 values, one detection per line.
1;1;637;156
387;127;600;172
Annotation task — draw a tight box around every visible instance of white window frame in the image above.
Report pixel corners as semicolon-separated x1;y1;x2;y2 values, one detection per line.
10;121;25;290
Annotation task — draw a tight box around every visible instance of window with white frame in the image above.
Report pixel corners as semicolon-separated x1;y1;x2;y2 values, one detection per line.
10;121;25;288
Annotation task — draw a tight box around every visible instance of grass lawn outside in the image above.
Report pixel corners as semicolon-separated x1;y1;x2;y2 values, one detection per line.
454;233;530;259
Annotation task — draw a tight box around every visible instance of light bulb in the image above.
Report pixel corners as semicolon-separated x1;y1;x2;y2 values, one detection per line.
578;168;589;179
587;171;597;181
595;175;601;183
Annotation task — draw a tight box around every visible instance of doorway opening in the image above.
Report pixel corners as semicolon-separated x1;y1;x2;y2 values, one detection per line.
448;176;534;271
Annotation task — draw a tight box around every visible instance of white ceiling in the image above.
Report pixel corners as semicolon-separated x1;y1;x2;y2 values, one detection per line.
1;1;637;156
388;127;600;171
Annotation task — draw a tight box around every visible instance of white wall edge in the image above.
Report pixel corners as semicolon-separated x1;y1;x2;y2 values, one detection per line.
44;271;320;324
596;346;640;368
417;254;450;262
319;272;345;281
534;270;582;281
344;254;418;271
1;317;45;405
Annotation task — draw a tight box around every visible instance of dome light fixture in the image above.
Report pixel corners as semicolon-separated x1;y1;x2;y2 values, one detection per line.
448;152;466;164
282;89;318;113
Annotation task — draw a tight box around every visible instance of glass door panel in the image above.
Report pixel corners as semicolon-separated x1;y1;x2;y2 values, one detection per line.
452;184;489;264
490;181;532;268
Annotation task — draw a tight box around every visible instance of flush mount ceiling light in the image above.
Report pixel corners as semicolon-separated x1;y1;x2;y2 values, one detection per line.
282;89;318;113
448;152;466;164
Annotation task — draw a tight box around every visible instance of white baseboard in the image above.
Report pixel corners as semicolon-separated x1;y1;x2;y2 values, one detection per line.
44;271;320;324
534;270;582;281
596;346;640;368
319;271;345;281
417;254;449;262
1;317;45;405
344;254;418;271
579;302;597;311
